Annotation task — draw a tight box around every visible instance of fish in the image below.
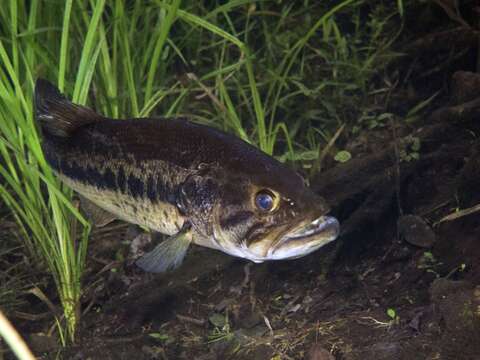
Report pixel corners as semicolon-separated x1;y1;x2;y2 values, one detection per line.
34;79;340;273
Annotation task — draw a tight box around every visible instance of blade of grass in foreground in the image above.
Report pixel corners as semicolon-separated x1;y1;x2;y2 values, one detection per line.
0;62;91;344
0;0;101;343
0;310;36;360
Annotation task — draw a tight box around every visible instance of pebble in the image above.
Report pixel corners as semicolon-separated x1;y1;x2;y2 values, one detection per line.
397;215;436;248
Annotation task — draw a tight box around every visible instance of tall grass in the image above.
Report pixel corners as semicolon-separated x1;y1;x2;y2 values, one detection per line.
0;0;400;343
0;0;99;342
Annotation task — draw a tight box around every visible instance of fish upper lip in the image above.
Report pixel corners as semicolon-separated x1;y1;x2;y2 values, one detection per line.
272;215;340;251
286;216;339;239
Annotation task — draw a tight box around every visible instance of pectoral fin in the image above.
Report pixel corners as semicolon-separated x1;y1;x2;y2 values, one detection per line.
135;225;193;273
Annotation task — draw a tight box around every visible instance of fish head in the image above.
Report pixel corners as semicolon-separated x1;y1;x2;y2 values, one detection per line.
210;166;340;263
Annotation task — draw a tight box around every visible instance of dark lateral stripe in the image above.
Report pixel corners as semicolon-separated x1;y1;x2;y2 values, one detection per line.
146;176;156;201
117;166;126;192
127;173;144;198
61;160;119;193
42;139;178;204
44;151;174;203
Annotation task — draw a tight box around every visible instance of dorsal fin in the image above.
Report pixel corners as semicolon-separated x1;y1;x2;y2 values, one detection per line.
34;79;104;138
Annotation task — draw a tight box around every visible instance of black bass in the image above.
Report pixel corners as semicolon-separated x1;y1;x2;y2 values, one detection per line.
34;79;339;272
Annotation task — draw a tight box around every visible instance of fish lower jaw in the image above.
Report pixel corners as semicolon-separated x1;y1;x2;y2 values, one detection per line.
211;235;267;263
283;216;339;241
266;236;336;260
222;244;267;263
266;215;340;260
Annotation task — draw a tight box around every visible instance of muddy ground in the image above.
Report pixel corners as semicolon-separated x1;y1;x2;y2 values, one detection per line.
4;7;480;360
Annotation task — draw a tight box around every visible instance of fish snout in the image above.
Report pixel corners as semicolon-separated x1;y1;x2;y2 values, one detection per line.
268;215;340;260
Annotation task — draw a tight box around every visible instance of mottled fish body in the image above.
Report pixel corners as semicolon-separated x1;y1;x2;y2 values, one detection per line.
35;79;340;272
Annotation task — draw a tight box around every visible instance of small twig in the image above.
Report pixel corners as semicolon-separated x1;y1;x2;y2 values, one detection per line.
103;334;145;343
419;200;452;217
381;242;398;263
229;262;253;296
95;260;123;277
27;286;59;317
47;314;64;337
433;203;480;227
404;28;479;55
13;311;50;321
360;316;393;329
263;315;274;337
390;118;403;217
432;0;470;28
280;295;301;317
186;73;227;114
176;314;205;326
430;96;480;123
241;263;252;289
82;295;97;317
90;256;113;266
249;278;257;312
313;124;345;175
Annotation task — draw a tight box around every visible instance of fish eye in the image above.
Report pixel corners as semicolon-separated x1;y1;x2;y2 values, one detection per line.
255;190;276;212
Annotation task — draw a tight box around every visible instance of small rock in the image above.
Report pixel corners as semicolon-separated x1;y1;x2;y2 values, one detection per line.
237;310;262;329
27;333;58;353
429;278;473;301
398;215;436;248
451;71;480;104
307;344;334;360
129;232;152;259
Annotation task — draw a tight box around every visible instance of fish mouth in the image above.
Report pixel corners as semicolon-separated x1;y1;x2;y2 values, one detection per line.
267;215;340;260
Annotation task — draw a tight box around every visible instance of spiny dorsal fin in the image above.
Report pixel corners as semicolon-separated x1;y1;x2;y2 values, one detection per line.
34;79;103;138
